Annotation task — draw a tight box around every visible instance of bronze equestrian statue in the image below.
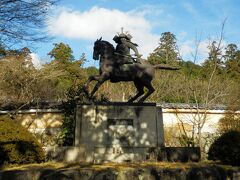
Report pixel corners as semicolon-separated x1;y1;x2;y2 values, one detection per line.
83;35;179;103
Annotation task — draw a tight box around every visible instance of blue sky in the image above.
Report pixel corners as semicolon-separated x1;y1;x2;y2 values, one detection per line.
32;0;240;67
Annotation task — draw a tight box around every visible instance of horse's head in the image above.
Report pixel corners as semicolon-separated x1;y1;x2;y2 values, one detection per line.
93;37;115;60
93;37;103;60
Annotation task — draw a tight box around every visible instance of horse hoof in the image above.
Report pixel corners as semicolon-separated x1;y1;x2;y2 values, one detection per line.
138;99;145;103
88;95;94;100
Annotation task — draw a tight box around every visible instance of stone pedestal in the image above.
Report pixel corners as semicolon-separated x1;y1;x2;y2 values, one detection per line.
75;103;164;163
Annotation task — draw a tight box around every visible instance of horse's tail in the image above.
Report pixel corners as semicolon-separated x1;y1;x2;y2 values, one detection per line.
153;64;180;70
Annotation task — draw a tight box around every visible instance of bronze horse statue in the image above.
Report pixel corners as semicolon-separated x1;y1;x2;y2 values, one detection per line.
83;38;179;102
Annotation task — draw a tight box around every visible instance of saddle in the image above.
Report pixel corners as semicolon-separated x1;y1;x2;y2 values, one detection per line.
110;64;134;82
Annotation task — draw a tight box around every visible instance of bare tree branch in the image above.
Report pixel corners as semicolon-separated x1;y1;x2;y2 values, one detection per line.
0;0;58;46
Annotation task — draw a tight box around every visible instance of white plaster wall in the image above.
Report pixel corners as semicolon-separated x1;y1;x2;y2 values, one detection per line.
162;109;228;133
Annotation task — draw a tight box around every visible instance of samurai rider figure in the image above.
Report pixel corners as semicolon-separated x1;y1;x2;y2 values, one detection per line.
113;29;142;65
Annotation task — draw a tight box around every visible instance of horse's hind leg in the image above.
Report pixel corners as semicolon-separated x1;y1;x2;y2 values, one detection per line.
128;80;144;103
138;81;155;102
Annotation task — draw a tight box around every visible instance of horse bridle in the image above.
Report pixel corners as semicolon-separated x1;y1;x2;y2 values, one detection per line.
93;39;105;60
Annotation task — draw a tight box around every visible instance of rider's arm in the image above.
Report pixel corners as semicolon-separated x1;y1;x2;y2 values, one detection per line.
120;38;141;57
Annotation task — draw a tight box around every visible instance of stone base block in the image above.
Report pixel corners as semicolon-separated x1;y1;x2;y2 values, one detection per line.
74;103;164;163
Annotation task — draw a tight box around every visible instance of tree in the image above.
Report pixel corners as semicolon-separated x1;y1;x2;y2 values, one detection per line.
0;44;7;57
179;61;202;77
0;42;88;105
48;43;74;63
85;66;99;76
224;43;238;61
148;32;181;65
224;43;240;78
201;41;224;78
46;43;87;100
0;48;38;104
0;0;58;46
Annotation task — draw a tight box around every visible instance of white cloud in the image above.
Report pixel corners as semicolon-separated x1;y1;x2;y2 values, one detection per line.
179;38;228;63
179;40;194;58
30;53;42;69
198;40;210;60
47;6;160;58
179;39;210;63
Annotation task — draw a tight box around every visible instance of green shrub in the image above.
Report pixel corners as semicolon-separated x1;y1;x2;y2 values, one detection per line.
208;130;240;166
0;116;45;165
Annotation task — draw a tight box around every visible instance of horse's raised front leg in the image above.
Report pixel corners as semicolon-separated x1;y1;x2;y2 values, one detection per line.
74;75;101;100
83;75;101;96
90;73;109;98
84;75;101;89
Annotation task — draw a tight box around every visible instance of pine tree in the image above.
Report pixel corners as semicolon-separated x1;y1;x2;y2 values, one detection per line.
201;41;224;77
148;32;181;65
48;43;74;63
224;44;240;78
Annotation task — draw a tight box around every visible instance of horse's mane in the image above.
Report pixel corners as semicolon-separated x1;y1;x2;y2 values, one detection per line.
100;40;115;51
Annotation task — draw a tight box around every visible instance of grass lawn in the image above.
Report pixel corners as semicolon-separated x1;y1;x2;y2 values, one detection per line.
1;161;239;172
